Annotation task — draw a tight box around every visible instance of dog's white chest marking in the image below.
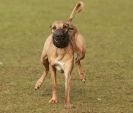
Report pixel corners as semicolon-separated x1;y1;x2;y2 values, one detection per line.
55;61;65;73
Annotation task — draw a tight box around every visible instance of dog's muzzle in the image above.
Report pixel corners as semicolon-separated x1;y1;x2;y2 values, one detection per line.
52;29;69;48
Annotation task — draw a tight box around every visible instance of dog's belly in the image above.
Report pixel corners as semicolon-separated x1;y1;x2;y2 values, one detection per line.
54;61;64;73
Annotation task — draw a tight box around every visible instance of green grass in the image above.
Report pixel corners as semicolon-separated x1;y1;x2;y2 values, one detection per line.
0;0;133;113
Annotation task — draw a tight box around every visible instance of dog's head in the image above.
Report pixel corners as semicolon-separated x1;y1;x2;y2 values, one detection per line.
50;21;73;48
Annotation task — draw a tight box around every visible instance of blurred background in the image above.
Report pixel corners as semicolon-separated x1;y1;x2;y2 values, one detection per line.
0;0;133;113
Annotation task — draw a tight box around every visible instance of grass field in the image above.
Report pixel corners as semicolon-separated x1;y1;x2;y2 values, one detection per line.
0;0;133;113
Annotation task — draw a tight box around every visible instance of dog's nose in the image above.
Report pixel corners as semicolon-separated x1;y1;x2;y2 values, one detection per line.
54;29;64;37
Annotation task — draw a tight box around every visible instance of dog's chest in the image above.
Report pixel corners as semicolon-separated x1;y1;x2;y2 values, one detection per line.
55;49;65;73
49;48;66;73
54;61;65;73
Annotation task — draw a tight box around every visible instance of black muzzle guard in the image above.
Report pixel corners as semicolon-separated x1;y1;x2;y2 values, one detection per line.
52;29;69;48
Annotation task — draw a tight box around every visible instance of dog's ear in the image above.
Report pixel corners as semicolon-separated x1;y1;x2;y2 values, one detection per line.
64;22;74;30
63;23;69;29
50;25;56;30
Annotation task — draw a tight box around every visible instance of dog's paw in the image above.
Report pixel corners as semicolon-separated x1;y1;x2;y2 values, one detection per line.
81;78;86;83
34;80;43;90
79;72;86;83
64;103;73;109
49;98;58;104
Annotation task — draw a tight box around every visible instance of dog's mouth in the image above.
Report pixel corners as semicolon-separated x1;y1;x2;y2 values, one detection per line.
52;29;69;48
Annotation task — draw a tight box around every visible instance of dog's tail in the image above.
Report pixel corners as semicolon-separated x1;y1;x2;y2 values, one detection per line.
68;1;84;23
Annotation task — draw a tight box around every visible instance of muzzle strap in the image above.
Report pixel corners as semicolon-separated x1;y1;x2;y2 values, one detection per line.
52;29;69;48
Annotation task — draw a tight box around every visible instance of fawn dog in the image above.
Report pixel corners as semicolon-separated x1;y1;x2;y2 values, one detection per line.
35;1;86;109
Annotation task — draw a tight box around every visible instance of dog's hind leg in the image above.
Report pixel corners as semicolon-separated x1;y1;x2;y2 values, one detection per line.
35;58;49;90
74;34;86;82
76;60;85;83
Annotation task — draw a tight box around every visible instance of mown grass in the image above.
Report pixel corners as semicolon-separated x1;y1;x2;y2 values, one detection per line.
0;0;133;113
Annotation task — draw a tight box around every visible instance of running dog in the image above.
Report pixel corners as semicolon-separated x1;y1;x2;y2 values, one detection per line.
35;1;86;109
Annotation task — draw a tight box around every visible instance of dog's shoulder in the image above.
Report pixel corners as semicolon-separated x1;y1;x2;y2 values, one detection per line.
42;34;53;54
44;34;52;45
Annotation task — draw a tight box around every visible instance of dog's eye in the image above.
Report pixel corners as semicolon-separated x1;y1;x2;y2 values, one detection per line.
52;26;56;30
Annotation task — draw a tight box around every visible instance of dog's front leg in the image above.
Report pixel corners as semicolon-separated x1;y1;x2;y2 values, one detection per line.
64;61;73;109
35;57;49;90
35;70;48;90
49;65;58;104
